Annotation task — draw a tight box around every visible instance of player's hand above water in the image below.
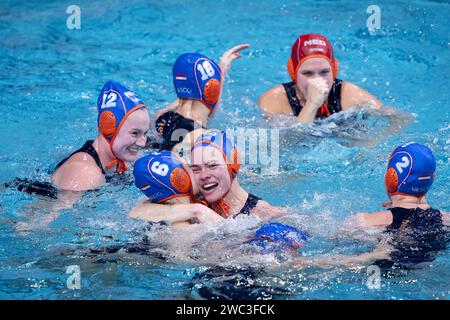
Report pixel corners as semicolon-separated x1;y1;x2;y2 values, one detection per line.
296;77;332;123
193;204;224;224
219;44;250;77
305;77;330;110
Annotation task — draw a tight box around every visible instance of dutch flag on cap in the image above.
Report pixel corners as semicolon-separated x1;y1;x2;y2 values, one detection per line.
175;74;187;80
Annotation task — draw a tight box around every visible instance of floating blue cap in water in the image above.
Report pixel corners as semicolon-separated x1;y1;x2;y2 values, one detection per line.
250;222;308;254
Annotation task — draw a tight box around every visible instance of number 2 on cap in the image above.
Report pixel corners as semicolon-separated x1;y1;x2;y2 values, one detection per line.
197;61;215;81
151;161;169;176
396;156;410;174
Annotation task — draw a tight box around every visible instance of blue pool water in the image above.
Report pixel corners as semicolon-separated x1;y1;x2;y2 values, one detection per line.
0;0;449;299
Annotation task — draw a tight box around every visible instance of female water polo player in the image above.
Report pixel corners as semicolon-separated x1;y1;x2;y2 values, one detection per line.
352;142;449;228
154;44;249;150
190;129;285;219
52;81;150;191
130;150;223;227
347;142;449;268
14;81;150;232
259;34;382;123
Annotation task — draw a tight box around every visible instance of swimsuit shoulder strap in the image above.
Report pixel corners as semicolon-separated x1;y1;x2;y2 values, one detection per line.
387;207;409;230
79;140;105;174
327;78;343;114
235;193;261;217
282;81;302;117
54;140;105;174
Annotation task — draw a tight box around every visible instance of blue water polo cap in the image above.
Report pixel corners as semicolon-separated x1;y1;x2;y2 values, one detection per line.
385;142;436;196
134;151;193;203
250;222;308;253
97;80;146;142
172;53;222;113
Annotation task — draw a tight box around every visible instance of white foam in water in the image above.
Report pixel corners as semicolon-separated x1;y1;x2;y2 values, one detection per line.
137;212;308;267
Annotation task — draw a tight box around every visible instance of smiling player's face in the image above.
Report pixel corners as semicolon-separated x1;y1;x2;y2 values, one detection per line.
190;146;231;204
112;109;150;162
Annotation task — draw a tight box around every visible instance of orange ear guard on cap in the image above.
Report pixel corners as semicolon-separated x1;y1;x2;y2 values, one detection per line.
204;78;222;105
333;58;339;79
170;167;192;194
99;110;117;140
287;58;296;81
385;167;399;194
287;57;339;81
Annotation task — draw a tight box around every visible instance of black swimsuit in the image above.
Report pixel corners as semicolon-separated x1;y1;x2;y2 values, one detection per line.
235;194;261;217
54;140;105;174
154;111;201;150
376;207;449;271
189;265;269;300
387;207;444;231
3;178;58;199
282;79;343;117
